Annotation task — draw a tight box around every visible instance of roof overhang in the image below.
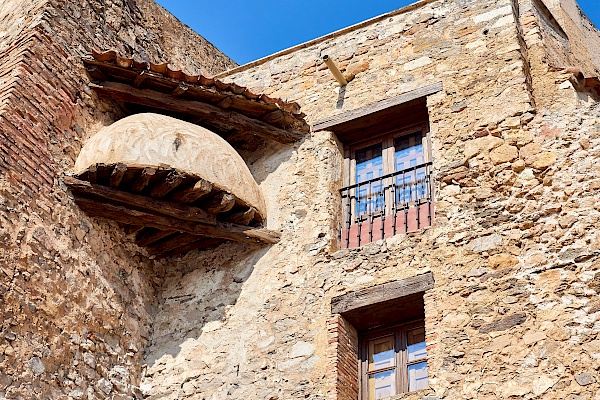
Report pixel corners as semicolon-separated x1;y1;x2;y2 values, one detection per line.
68;113;280;258
84;50;310;148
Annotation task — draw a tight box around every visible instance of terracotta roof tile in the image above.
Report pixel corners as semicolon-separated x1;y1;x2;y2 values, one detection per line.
89;49;304;116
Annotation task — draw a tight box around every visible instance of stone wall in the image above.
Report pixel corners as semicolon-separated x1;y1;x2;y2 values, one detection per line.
0;1;235;398
1;0;599;399
540;0;600;76
141;0;598;399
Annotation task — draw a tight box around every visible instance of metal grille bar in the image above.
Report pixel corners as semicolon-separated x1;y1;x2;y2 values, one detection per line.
340;162;434;248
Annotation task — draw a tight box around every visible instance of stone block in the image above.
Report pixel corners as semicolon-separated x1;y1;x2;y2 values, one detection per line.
490;144;518;164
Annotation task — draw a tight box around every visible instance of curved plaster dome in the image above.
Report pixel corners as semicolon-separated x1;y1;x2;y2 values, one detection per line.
74;113;267;218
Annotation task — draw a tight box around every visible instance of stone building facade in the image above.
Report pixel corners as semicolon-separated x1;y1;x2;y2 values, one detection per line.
1;0;599;400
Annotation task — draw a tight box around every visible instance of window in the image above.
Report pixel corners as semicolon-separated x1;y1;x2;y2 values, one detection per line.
349;125;429;217
312;84;443;249
329;273;434;400
360;320;429;399
341;123;434;248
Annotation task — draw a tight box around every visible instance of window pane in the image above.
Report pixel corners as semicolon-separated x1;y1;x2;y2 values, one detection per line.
368;336;395;371
369;370;396;400
407;362;429;392
394;133;424;173
355;143;385;217
407;327;427;362
356;143;383;184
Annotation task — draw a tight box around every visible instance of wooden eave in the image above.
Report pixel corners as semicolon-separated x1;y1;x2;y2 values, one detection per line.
84;50;309;145
312;82;443;142
65;164;280;258
584;76;600;96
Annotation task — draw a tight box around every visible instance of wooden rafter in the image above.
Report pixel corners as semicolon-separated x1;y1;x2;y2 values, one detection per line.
64;177;216;225
136;228;178;247
73;197;280;246
89;81;304;144
109;163;128;188
170;179;212;203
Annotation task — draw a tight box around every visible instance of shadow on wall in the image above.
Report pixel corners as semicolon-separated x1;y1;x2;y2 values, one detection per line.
142;243;269;368
236;136;304;185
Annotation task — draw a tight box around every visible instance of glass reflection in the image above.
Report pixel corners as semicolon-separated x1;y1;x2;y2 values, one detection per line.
369;336;394;371
407;327;427;362
408;362;429;392
369;370;396;400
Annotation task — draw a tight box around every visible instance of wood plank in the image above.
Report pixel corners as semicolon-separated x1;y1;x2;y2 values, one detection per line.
89;81;304;144
136;228;178;247
169;178;213;203
149;171;185;198
134;71;147;88
331;272;434;314
131;167;156;193
73;197;280;245
64;177;216;225
204;192;235;214
146;233;203;254
313;83;443;132
109;163;128;188
87;164;99;184
226;207;255;225
161;237;225;258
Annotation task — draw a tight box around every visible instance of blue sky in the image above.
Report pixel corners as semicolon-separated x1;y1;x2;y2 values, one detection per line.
155;0;600;66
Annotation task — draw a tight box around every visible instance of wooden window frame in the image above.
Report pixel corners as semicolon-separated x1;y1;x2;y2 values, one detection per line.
359;318;428;400
343;122;431;186
343;122;431;223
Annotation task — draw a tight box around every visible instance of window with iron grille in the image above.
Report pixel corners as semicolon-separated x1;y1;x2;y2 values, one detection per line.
340;122;434;248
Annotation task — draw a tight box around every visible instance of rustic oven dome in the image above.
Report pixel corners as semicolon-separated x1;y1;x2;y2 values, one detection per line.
74;113;267;219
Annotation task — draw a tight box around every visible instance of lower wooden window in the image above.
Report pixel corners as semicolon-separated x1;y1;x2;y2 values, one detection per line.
360;320;428;399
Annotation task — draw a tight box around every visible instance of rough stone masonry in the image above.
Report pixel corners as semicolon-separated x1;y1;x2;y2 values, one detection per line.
1;0;600;399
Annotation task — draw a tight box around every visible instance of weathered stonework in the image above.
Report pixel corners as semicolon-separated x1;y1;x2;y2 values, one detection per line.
0;1;234;399
142;0;600;398
1;0;599;399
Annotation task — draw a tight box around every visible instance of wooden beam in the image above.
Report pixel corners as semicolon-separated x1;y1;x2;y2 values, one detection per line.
226;207;255;225
131;167;156;193
73;197;280;245
64;177;216;225
204;192;235;214
149;171;185;198
146;233;203;254
171;83;189;97
331;272;434;314
161;237;225;258
109;163;128;188
89;81;304;144
87;164;99;183
86;66;108;81
133;71;147;88
313;82;443;132
136;228;178;247
169;179;213;203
